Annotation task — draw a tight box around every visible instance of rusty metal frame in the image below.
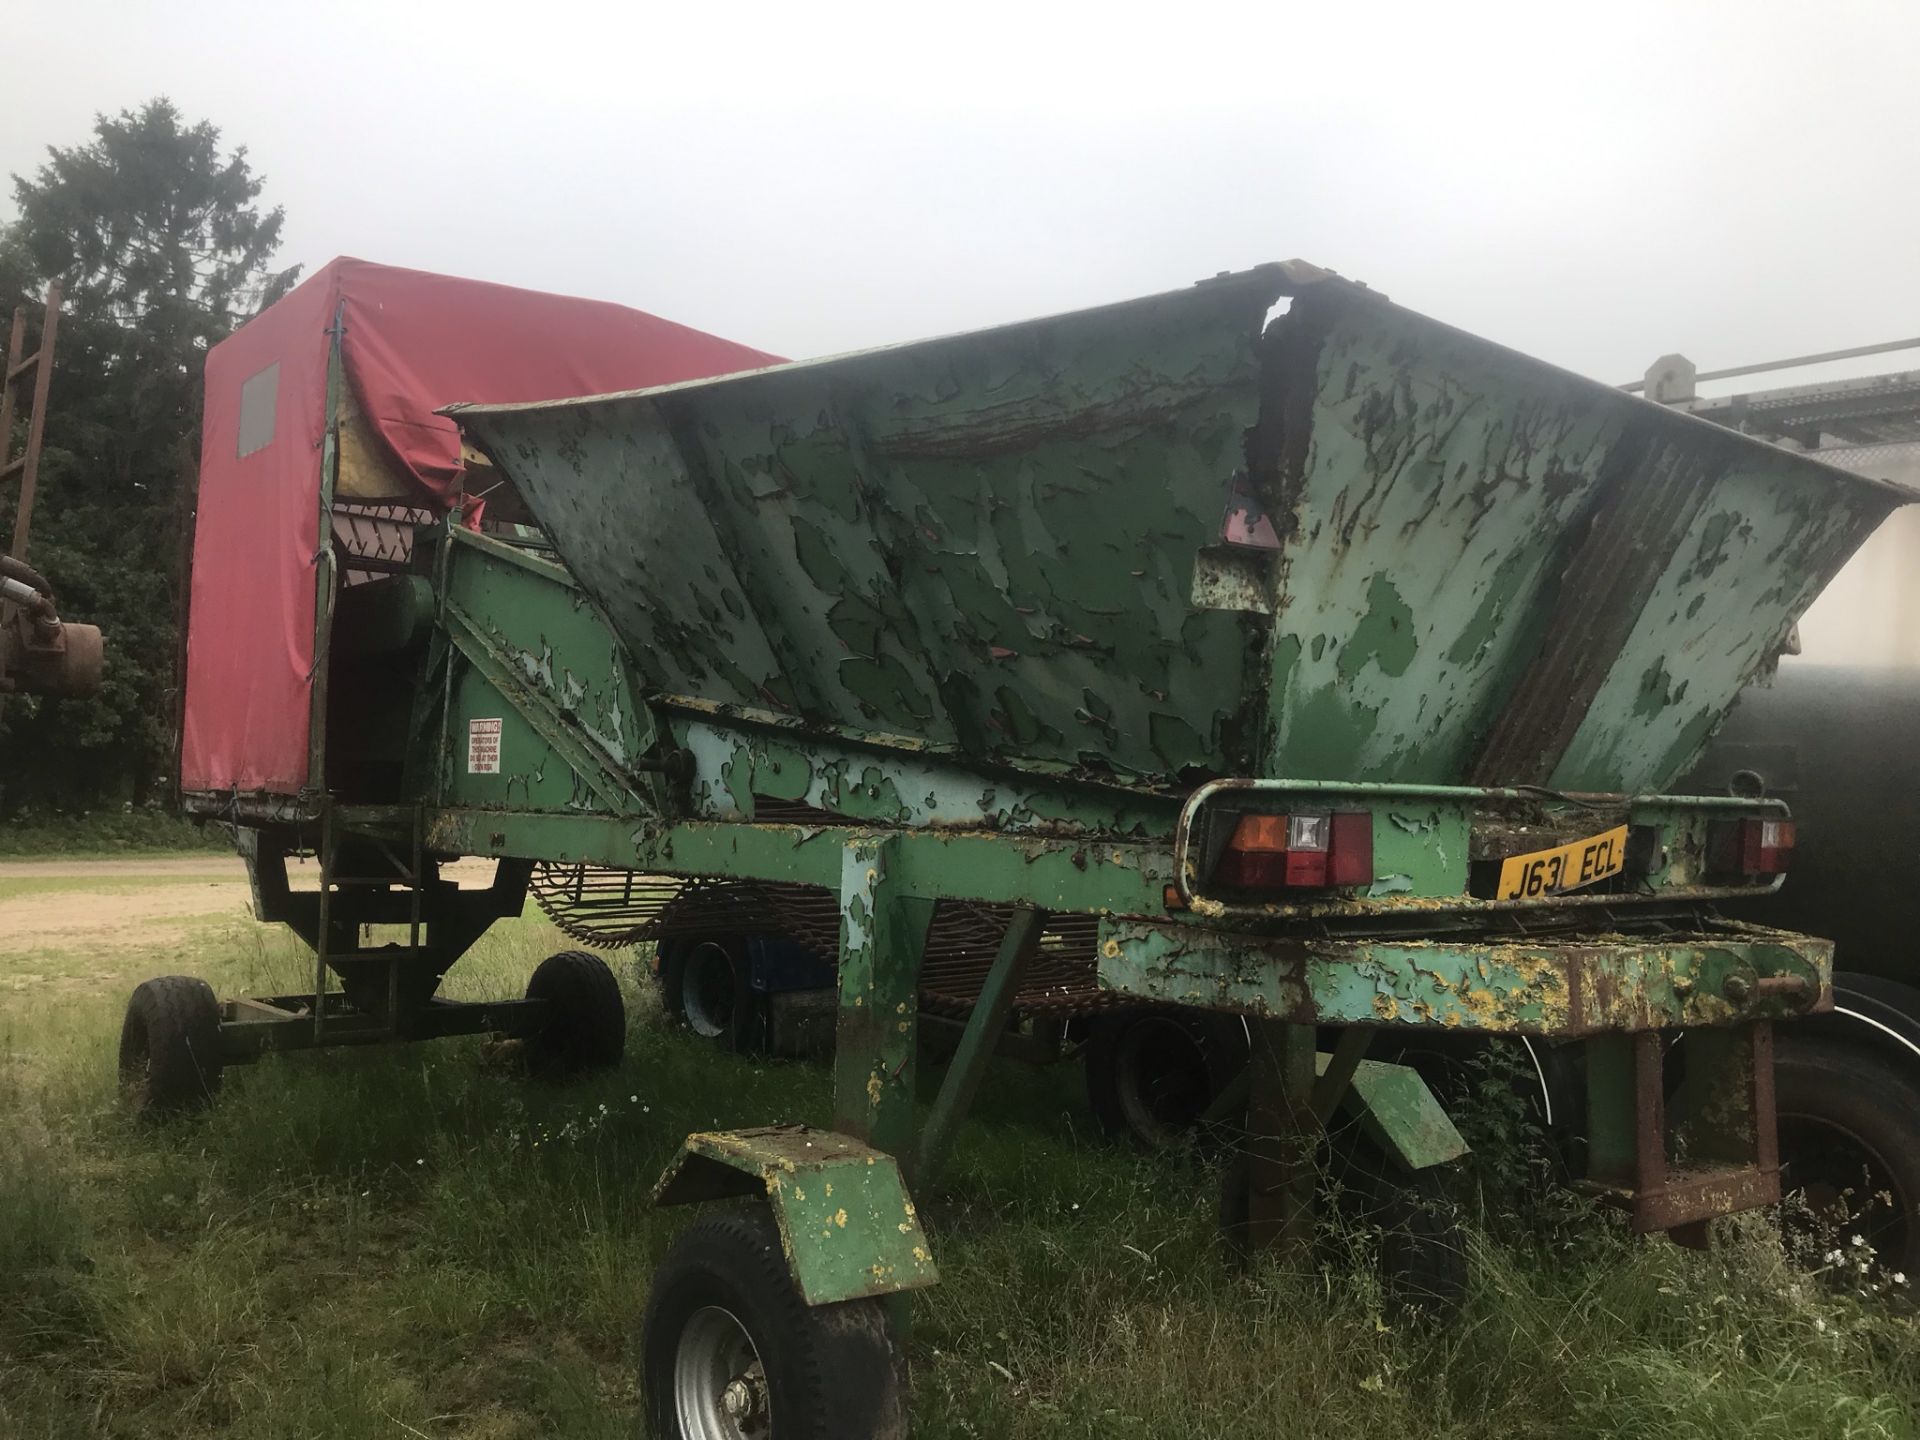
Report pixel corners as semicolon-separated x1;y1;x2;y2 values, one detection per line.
1582;1024;1782;1237
0;281;61;562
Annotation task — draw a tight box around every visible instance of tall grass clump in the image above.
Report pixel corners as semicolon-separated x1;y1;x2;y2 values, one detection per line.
1;905;1917;1437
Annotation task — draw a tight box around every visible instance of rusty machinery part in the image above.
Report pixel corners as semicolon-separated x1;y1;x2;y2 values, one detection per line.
156;263;1891;1440
0;556;104;700
1;554;53;601
529;861;1113;1017
331;498;439;582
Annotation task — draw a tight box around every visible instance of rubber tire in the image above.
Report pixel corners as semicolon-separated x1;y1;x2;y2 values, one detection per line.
1833;972;1920;1050
642;1206;905;1440
1084;1007;1249;1149
1218;1138;1469;1322
1774;1033;1920;1276
652;938;697;1026
119;976;224;1118
523;950;626;1079
657;937;768;1055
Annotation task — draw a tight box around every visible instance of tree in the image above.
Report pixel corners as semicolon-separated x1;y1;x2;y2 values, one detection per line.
0;99;299;813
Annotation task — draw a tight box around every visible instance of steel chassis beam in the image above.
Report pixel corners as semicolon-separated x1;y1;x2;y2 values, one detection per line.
218;992;550;1061
421;803;1812;1241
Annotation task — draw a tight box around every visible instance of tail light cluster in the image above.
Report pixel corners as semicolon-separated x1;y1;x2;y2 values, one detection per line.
1211;810;1373;892
1709;815;1796;879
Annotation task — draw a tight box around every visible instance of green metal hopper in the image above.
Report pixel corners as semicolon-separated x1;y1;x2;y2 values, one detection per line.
454;260;1904;798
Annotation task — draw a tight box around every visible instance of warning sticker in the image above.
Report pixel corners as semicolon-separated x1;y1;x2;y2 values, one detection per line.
467;718;502;774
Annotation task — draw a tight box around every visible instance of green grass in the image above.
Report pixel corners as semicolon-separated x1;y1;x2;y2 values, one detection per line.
0;808;226;858
1;887;1917;1437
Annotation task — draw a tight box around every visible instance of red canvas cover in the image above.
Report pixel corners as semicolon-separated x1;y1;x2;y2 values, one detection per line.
180;258;781;797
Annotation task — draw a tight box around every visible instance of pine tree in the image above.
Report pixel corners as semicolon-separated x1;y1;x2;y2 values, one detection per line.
0;99;299;812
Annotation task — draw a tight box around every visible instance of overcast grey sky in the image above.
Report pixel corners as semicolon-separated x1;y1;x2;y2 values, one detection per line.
5;0;1918;389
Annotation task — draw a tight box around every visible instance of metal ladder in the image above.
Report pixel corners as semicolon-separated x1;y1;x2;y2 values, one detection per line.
0;282;61;563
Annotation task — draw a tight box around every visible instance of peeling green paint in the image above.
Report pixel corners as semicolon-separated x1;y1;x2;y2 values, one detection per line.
456;268;1893;801
1337;573;1417;682
1097;918;1831;1037
398;269;1897;1296
653;1125;939;1304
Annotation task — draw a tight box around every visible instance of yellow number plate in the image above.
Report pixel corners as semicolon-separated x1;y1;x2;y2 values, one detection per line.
1496;825;1629;900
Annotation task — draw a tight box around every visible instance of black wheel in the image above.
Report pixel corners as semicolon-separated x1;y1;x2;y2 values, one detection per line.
658;938;765;1054
1084;1007;1248;1149
119;976;224;1118
1775;1033;1920;1276
642;1207;905;1440
523;950;625;1079
1218;1137;1469;1321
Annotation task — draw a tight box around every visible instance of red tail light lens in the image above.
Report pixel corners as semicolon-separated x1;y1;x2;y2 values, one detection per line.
1741;817;1795;875
1328;811;1375;887
1710;815;1795;878
1213;811;1373;892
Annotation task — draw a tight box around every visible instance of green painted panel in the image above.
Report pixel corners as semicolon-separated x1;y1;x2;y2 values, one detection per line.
435;530;654;814
1549;460;1884;790
457;274;1269;784
420;808;1176;915
455;263;1900;795
675;713;1177;838
1259;306;1630;782
1329;1055;1468;1171
653;1125;938;1305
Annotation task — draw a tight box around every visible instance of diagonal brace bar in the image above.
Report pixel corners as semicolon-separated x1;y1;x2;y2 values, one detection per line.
915;906;1044;1185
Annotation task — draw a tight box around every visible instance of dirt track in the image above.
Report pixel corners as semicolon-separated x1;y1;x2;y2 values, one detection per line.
0;855;243;879
0;855;500;959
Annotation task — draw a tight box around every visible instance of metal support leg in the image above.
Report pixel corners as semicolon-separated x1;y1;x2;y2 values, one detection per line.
1583;1030;1660;1199
392;805;423;1038
1244;1019;1320;1258
1666;1021;1780;1247
314;806;334;1045
831;837;933;1158
1671;1022;1776;1171
1583;1027;1778;1240
915;906;1043;1185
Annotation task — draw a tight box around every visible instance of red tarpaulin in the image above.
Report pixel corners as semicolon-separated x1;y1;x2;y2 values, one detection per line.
180;258;781;797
